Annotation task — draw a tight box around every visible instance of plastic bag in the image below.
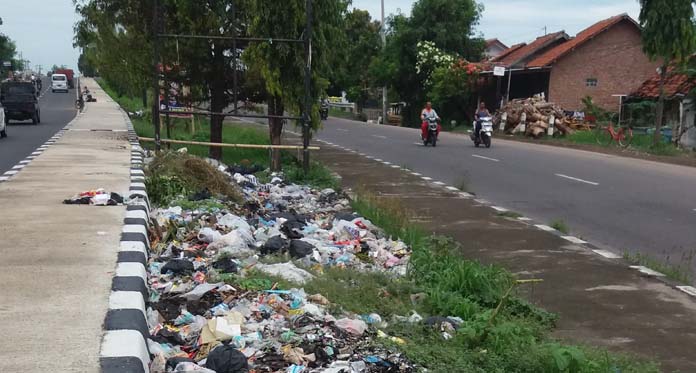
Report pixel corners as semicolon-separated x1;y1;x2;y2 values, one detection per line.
334;318;368;336
198;227;222;243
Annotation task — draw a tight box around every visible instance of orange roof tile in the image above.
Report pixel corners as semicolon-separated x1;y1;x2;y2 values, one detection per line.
485;38;508;49
490;42;525;63
492;32;568;67
527;14;638;68
632;67;696;99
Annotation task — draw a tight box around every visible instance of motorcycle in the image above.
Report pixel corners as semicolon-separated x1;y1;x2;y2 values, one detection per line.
423;117;439;147
471;116;493;148
320;103;329;120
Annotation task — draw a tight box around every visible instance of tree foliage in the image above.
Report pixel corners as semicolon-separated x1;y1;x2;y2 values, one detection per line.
370;0;484;126
0;33;21;71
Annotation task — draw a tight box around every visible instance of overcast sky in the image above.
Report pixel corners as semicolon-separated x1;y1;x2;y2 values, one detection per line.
0;0;641;74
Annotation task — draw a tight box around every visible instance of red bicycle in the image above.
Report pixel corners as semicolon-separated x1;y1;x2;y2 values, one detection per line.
595;122;633;148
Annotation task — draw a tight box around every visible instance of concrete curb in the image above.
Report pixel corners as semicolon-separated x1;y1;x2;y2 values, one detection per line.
99;117;151;373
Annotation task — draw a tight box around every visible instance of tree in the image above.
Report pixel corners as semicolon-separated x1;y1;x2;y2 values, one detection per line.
639;0;696;146
0;33;20;72
244;0;348;170
370;0;484;126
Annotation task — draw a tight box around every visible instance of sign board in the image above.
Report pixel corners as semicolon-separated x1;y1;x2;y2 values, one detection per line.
493;66;506;77
2;61;11;67
159;81;193;119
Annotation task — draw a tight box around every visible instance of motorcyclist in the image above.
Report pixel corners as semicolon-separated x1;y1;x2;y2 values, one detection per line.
420;101;441;140
474;102;491;140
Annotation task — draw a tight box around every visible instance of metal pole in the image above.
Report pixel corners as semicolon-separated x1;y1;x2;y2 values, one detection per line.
302;0;313;173
381;0;387;125
505;69;512;104
232;1;238;115
152;0;161;151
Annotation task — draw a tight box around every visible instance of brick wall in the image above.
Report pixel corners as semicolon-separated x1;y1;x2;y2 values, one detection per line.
548;21;660;111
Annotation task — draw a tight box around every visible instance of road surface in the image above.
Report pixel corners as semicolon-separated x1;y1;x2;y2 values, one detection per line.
315;116;696;276
0;78;76;174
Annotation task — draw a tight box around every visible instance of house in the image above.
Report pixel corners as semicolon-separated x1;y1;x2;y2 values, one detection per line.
480;14;660;112
484;39;509;59
630;68;696;149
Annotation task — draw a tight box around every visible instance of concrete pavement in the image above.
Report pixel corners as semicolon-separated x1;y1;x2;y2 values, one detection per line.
314;117;696;281
0;78;131;372
307;141;696;373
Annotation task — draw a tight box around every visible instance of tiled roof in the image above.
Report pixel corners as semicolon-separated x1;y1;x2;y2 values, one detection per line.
485;38;508;49
631;67;696;99
527;14;637;68
492;32;568;67
491;42;525;62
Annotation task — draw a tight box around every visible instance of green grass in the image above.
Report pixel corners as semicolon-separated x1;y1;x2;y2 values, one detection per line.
497;211;523;219
329;107;360;120
550;219;570;234
559;129;688;157
623;251;692;284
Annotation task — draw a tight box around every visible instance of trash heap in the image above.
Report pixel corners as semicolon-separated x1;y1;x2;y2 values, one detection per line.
495;94;589;137
63;188;124;205
145;167;417;372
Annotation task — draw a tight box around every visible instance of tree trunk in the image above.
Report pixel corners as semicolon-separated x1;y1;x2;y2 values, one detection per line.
209;43;226;160
654;64;667;146
142;87;147;108
268;94;284;171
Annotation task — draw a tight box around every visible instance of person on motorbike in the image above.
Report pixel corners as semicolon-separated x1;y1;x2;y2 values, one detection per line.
420;101;441;140
474;102;491;140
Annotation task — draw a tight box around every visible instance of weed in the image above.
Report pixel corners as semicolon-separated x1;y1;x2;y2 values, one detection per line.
169;198;226;211
497;211;523;219
550;219;570;234
623;251;692;283
145;175;189;206
283;160;340;190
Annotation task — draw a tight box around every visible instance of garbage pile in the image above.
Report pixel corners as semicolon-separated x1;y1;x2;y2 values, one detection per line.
146;167;417;372
63;188;124;205
495;94;589;137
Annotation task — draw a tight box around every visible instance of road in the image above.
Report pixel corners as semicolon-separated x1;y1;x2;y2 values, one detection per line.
315;116;696;276
0;78;76;174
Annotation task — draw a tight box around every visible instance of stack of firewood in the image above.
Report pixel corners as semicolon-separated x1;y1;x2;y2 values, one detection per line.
494;95;587;138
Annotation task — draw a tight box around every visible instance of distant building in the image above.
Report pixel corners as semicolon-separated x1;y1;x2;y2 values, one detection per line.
484;39;508;59
480;14;660;111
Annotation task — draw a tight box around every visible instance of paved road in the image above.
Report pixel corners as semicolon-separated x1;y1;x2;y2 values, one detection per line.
0;78;76;173
315;117;696;276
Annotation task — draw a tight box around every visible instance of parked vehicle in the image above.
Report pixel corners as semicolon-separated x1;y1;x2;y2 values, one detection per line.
471;116;493;148
320;99;329;120
423;116;439;147
52;74;69;93
0;81;40;125
0;104;6;138
54;68;75;88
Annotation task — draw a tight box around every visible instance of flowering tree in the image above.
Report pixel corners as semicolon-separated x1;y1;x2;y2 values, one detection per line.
415;41;455;88
429;58;481;124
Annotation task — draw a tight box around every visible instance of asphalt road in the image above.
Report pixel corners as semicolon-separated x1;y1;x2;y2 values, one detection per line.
315;116;696;274
0;78;76;173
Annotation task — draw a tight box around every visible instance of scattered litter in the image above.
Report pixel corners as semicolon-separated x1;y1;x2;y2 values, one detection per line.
63;189;124;205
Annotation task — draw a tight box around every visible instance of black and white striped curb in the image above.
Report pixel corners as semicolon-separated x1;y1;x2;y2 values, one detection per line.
315;138;696;299
99;117;152;373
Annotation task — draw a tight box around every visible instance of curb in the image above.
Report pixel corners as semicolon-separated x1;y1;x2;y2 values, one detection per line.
99;115;152;373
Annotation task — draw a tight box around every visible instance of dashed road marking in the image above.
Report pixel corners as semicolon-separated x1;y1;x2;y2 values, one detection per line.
491;206;508;212
421;176;432;181
562;236;587;244
630;266;665;277
4;170;18;176
390;165;401;169
459;192;473;198
382;161;392;165
19;160;31;164
374;158;383;162
372;135;387;139
555;173;599;186
337;129;349;132
517;217;532;221
12;165;25;170
593;249;622;259
676;286;696;297
411;172;422;176
0;176;9;181
472;154;500;162
445;186;459;191
433;181;446;186
535;224;556;232
413;142;424;146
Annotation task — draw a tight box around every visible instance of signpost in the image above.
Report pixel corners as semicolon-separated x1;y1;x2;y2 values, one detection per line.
493;66;505;76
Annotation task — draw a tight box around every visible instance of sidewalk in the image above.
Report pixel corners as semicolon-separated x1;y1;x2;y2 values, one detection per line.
0;78;131;372
310;142;696;372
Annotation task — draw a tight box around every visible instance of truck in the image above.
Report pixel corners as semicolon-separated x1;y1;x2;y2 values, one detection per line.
54;68;75;89
0;81;41;125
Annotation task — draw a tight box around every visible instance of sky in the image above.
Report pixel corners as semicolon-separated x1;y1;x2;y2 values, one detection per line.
0;0;641;74
352;0;641;46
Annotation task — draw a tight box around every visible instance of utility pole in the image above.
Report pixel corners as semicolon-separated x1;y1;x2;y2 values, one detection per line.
302;0;313;173
152;0;161;151
381;0;387;125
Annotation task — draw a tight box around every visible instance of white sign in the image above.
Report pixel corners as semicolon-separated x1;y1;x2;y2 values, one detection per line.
2;61;11;67
493;66;506;77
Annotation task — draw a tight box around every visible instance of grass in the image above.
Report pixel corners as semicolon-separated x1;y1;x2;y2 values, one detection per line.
497;211;523;219
329;107;364;121
550;219;570;234
623;251;692;284
553;129;690;158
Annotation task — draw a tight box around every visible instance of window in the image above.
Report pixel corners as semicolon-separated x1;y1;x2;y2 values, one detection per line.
586;78;598;87
52;75;66;81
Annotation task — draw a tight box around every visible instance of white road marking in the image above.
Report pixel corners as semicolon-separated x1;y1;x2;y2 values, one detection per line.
374;158;383;162
562;236;587;244
459;192;473;198
372;135;387;139
12;165;25;170
676;286;696;297
390;165;401;169
491;206;508;212
535;224;556;232
4;170;18;176
433;181;446;185
31;151;42;156
358;153;366;156
593;249;621;259
421;176;432;181
337;129;349;132
472;154;500;162
555;173;599;186
19;160;31;164
382;161;392;165
411;172;422;176
0;176;9;181
474;198;489;204
366;156;374;159
630;265;665;277
446;186;459;191
413;142;424;146
517;217;532;221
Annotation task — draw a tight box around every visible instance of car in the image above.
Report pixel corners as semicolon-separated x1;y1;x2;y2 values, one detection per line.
0;81;40;125
51;73;69;93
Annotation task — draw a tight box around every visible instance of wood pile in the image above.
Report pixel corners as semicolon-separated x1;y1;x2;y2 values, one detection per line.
493;95;591;138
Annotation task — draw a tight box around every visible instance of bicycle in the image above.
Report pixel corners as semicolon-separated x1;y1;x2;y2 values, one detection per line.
594;119;633;148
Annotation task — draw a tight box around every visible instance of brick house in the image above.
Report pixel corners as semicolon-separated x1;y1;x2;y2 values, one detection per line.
482;14;660;112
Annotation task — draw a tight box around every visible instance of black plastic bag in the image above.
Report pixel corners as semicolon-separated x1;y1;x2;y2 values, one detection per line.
261;236;289;255
205;343;250;373
161;259;194;275
289;240;314;258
